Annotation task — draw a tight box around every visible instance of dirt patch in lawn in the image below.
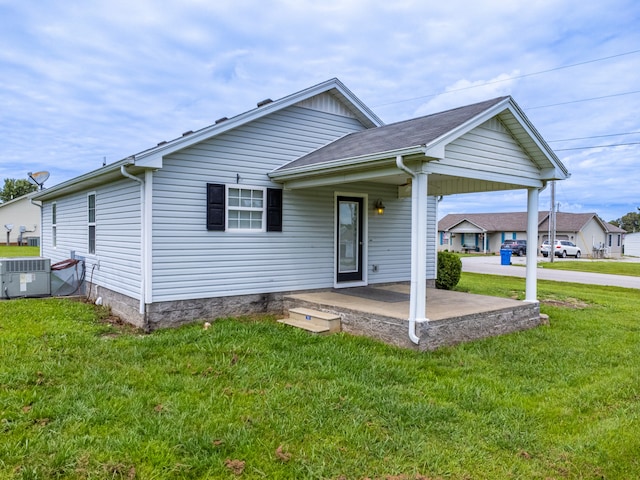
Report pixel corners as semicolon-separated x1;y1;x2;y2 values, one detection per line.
540;297;590;309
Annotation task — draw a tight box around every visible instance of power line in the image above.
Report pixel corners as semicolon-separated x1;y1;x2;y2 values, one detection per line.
373;49;640;107
555;142;640;151
548;131;640;142
526;90;640;109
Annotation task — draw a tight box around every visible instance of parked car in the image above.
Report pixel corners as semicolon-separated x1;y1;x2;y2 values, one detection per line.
540;240;582;258
500;239;527;256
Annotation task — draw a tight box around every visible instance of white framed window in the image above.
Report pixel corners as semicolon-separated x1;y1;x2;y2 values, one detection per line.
52;202;57;248
88;193;96;254
226;186;266;231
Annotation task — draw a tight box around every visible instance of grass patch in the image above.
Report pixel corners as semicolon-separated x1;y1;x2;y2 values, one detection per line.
537;259;640;277
0;246;40;258
1;280;639;479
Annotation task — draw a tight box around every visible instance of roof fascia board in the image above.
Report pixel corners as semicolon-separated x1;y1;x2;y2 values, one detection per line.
32;158;152;201
503;99;569;177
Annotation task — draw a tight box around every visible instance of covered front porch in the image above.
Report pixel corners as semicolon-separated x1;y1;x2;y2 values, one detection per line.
271;95;568;347
283;284;543;351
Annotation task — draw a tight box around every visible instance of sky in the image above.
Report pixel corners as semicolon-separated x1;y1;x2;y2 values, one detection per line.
1;0;639;223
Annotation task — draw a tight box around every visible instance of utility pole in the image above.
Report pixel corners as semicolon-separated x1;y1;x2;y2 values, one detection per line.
549;181;555;263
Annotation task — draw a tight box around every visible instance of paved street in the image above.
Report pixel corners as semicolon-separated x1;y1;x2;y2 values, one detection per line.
462;255;640;289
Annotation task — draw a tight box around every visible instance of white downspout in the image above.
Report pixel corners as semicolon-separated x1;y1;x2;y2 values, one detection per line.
396;155;429;344
30;198;42;256
121;166;146;317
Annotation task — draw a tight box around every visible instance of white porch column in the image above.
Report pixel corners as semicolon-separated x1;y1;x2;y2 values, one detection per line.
525;187;539;302
408;171;429;343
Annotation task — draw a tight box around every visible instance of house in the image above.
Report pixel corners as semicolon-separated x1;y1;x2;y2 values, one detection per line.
33;78;569;343
539;213;625;258
438;211;625;257
0;192;41;246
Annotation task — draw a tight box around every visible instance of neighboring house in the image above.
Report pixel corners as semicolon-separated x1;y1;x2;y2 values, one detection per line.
33;78;569;335
0;192;41;246
624;232;640;257
438;211;626;257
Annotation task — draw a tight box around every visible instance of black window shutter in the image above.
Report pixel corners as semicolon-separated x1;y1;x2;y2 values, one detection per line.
266;188;283;232
206;183;225;231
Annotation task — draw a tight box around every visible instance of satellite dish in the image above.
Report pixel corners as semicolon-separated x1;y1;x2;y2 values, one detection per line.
28;171;50;190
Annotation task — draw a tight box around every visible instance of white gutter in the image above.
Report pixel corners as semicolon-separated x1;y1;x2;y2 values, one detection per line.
120;166;147;319
395;155;429;345
270;145;426;180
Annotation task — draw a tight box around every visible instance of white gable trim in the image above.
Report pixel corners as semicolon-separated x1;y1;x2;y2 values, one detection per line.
134;78;383;169
424;98;569;180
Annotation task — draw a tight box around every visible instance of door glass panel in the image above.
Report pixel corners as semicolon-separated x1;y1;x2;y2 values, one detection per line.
338;200;359;274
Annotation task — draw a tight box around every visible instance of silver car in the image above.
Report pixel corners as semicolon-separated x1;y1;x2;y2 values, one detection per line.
540;240;582;258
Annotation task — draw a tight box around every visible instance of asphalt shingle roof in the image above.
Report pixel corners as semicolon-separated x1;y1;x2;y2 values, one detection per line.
438;211;625;233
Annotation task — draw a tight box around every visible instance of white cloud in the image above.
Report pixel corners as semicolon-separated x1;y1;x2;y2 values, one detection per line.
0;0;639;220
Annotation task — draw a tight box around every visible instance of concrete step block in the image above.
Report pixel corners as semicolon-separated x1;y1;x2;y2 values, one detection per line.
277;317;331;334
277;307;342;334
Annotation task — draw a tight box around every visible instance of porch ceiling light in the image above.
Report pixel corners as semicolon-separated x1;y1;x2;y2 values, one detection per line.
374;199;386;215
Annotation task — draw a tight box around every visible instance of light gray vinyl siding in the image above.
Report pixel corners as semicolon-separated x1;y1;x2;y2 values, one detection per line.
367;191;436;281
41;179;142;298
432;118;541;195
447;119;538;175
151;105;369;302
41;194;88;263
96;180;142;297
367;184;411;283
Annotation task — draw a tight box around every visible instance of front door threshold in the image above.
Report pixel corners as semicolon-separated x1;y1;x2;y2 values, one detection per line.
334;281;367;289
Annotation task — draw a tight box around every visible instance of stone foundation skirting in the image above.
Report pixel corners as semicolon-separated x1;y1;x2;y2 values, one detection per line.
283;297;542;351
93;284;541;350
92;285;285;331
418;302;541;351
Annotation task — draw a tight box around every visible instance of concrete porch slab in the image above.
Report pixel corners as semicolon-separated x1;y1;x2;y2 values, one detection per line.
284;285;542;351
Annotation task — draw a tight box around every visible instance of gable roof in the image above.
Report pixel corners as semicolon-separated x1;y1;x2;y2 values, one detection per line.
275;97;508;171
439;211;623;233
439;212;546;232
34;78;383;201
271;96;568;182
0;191;39;208
538;212;610;233
269;96;569;195
604;223;626;234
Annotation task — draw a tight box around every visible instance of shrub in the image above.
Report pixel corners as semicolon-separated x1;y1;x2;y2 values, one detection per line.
436;251;462;290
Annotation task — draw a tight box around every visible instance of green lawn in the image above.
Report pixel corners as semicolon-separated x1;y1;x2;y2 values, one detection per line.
1;275;639;479
0;246;40;258
537;259;640;276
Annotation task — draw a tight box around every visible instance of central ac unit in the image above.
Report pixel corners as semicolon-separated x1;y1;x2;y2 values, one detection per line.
0;257;51;298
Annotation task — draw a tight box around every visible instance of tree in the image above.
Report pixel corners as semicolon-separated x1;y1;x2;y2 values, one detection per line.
610;210;640;233
0;178;38;203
